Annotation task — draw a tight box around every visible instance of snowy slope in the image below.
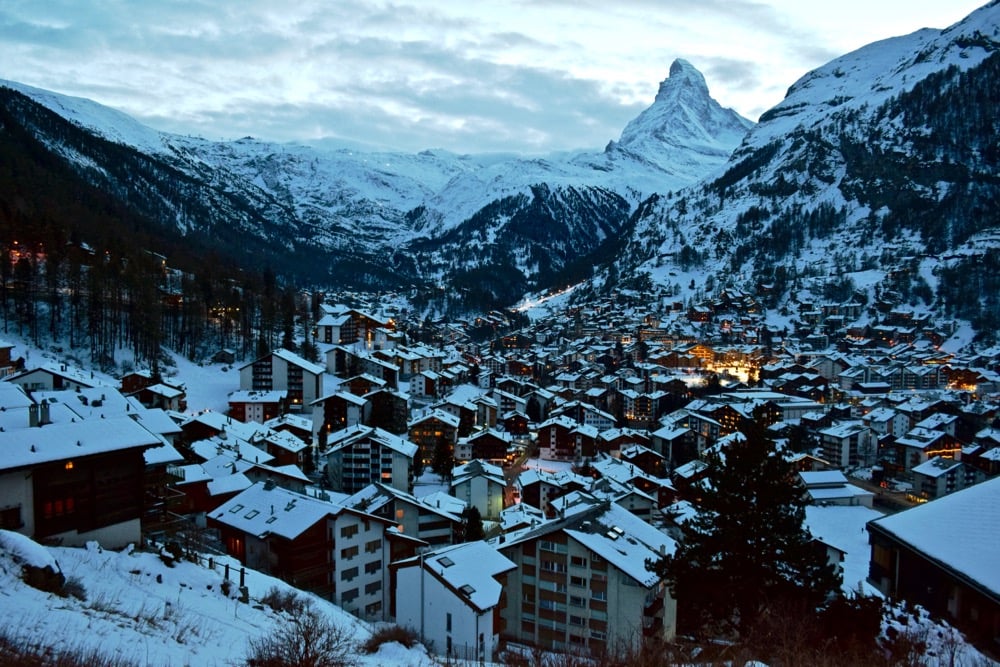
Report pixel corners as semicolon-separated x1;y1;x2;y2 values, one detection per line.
609;1;1000;334
0;533;434;667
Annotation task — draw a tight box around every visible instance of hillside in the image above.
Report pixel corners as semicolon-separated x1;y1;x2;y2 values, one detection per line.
607;1;1000;340
0;530;433;667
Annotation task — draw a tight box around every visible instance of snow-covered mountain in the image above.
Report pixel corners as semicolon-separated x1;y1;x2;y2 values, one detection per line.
3;2;998;328
607;1;1000;336
0;59;751;300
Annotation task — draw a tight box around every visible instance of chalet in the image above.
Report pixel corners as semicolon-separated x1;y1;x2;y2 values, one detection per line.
798;471;874;508
537;415;598;462
910;458;987;503
867;477;1000;652
312;390;368;435
499;411;530;436
890;427;962;477
238;348;324;411
457;429;513;464
8;363;103;393
323;425;417;494
264;412;314;444
179;410;267;448
408;410;461;467
450;460;507;520
340;373;388;397
209;481;396;620
326;346;400;389
596;428;652;458
342;483;462;546
0;414;158;548
819;421;873;469
592;454;676;508
315;307;387;347
259;429;310;467
619;443;669;479
496;500;677;654
393;541;516;662
135;383;187;412
551;401;616;432
0;339;18;377
650;422;694;465
364;388;410;435
516;468;591;518
228;389;287;423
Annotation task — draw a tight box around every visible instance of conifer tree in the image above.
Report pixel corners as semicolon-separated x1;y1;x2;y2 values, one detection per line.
653;417;841;638
461;506;485;542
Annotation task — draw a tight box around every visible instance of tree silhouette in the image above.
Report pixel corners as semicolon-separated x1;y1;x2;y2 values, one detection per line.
652;419;841;639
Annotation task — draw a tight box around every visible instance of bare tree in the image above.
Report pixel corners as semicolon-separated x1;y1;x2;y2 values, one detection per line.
246;596;357;667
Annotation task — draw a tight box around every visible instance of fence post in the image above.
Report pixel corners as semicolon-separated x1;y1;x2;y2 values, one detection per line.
225;563;230;581
240;567;246;588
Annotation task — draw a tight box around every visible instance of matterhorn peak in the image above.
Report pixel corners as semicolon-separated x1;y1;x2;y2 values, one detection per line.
656;58;709;102
613;59;753;166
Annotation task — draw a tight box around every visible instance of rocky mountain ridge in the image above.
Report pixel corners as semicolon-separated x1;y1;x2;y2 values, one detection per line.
0;59;751;303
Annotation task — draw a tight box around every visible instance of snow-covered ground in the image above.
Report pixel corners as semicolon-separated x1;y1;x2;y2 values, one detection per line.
0;531;435;667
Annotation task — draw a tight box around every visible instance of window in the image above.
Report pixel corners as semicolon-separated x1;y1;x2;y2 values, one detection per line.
364;580;381;596
446;612;452;633
365;601;382;617
590;630;607;641
342;588;359;604
591;590;607;601
569;615;586;627
341;523;359;538
570;555;587;568
365;560;381;574
0;506;22;529
539;540;567;553
341;567;358;582
341;545;359;560
569;595;587;608
365;539;381;553
570;575;586;587
540;560;566;573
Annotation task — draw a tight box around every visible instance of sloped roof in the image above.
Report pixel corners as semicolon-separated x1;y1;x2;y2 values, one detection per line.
868;477;1000;598
396;541;516;613
0;416;159;471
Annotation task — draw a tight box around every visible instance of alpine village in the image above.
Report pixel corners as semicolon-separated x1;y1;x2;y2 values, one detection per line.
1;3;1000;667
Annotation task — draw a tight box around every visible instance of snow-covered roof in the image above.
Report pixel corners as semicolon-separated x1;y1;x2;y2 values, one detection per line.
868;476;1000;598
402;540;515;613
504;500;676;588
0;416;159;470
799;470;850;488
144;442;184;466
229;389;287;403
209;482;339;540
911;456;963;478
451;459;505;487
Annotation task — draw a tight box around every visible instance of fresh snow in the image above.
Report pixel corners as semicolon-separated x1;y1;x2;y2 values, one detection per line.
0;535;436;667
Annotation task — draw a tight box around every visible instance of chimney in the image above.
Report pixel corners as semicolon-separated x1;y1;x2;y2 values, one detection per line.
39;401;50;426
28;403;38;428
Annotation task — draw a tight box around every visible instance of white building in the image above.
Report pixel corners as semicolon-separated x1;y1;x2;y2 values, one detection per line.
393;540;516;662
450;459;507;520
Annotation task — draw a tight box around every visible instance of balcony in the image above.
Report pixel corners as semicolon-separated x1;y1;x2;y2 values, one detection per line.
643;595;664;616
642;616;664;637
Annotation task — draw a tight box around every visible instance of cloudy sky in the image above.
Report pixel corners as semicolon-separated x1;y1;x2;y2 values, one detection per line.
0;1;987;154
